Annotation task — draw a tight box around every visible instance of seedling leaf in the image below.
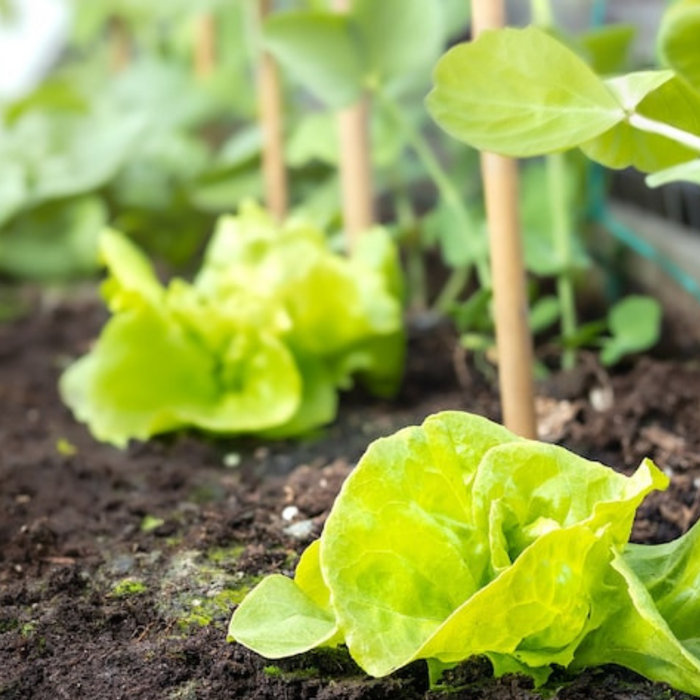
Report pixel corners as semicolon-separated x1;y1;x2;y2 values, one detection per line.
599;296;662;367
582;75;700;171
657;0;700;93
427;27;624;157
263;12;364;109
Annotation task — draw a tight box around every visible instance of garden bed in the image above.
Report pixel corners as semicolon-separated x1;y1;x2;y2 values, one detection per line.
2;288;700;700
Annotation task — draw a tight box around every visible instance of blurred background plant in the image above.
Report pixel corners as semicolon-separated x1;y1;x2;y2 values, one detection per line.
0;0;265;282
0;0;680;372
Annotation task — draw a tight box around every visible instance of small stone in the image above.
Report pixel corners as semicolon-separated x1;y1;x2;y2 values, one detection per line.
589;385;614;412
281;505;299;522
283;519;314;540
223;452;241;468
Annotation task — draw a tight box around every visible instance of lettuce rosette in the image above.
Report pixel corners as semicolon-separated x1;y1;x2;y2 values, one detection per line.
229;411;700;695
60;202;404;446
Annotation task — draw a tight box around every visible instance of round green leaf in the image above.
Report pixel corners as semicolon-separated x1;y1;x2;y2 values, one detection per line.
657;0;700;93
600;296;662;366
263;11;364;109
581;74;700;172
427;26;624;157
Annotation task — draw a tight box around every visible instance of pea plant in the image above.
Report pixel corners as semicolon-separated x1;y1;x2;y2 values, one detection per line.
229;411;700;695
427;5;700;201
59;202;404;446
440;8;669;373
263;1;665;373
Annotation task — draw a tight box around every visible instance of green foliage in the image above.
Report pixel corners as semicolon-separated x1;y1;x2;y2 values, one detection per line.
229;411;700;694
657;0;700;92
59;202;404;447
0;196;106;280
427;27;623;158
599;296;662;367
264;12;364;109
427;13;700;366
578;23;636;75
428;21;700;183
647;158;700;188
581;74;700;172
262;0;448;108
110;578;147;598
0;3;261;280
0;60;228;278
519;159;589;277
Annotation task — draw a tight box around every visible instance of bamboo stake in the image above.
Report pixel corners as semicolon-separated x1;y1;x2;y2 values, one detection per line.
108;16;130;73
471;1;537;439
258;0;288;222
194;13;217;79
333;0;374;254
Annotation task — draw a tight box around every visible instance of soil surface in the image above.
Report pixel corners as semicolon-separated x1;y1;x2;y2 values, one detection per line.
2;288;700;700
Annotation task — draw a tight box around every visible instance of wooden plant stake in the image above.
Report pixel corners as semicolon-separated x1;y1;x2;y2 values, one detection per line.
108;16;131;73
471;1;537;438
258;0;288;222
333;0;374;254
194;13;217;79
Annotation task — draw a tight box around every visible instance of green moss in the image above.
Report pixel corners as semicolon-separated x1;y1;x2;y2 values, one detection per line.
205;546;245;565
140;515;165;533
56;437;77;457
175;580;262;631
0;618;19;633
110;578;147;598
188;482;224;504
151;547;267;633
20;622;36;637
168;679;199;699
263;665;284;678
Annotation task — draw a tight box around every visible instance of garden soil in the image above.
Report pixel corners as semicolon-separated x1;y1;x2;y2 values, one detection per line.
2;289;700;700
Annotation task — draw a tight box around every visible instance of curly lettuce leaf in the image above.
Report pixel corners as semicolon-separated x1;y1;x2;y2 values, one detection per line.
572;524;700;696
60;202;404;445
197;201;404;395
99;226;164;311
60;300;302;447
229;410;696;691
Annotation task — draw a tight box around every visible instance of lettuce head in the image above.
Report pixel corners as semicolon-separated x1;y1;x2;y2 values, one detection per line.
229;411;700;695
60;202;404;446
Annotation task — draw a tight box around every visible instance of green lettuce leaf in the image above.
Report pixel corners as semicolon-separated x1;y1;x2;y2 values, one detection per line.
60;202;404;446
573;532;700;696
228;410;700;694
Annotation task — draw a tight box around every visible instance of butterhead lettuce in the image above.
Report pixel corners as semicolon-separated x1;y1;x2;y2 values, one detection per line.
229;411;700;695
60;202;404;446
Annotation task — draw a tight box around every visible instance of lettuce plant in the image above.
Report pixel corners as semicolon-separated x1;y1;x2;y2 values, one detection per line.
229;411;700;695
60;201;404;447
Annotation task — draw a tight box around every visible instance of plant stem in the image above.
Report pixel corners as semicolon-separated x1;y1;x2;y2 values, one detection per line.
546;153;577;370
531;0;577;370
628;113;700;154
376;91;489;309
392;171;428;312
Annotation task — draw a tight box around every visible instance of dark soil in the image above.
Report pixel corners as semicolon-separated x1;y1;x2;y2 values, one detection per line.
2;289;700;700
